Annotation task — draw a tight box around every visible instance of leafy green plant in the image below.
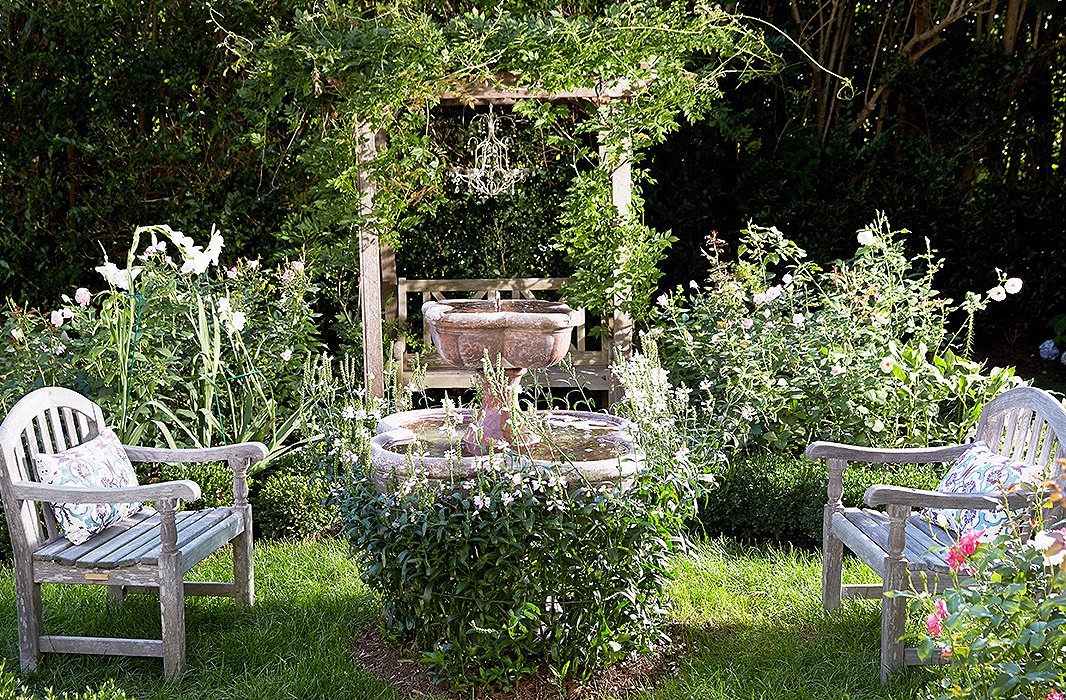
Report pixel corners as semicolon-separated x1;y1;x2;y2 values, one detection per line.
322;346;711;691
905;500;1066;700
254;460;338;541
1;225;320;464
651;214;1021;452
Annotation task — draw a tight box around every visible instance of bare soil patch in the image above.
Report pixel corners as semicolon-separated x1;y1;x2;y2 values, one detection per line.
352;626;688;700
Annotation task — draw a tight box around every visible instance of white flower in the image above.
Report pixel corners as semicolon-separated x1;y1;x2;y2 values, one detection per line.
280;348;293;362
291;260;305;272
95;260;142;291
10;328;23;341
791;313;805;326
856;229;875;246
247;259;260;269
473;494;490;511
880;357;895;373
689;280;699;290
739;405;757;421
49;310;65;327
764;285;783;302
656;294;669;307
988;286;1007;302
228;311;246;333
74;288;91;306
1029;529;1066;566
1004;277;1023;295
500;492;515;506
341;406;356;420
782;273;793;286
52;343;66;355
674;446;690;464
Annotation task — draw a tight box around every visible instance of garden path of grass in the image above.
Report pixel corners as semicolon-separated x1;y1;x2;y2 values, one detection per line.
0;539;933;699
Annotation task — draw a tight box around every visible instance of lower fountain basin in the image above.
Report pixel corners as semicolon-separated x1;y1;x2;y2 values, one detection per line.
371;408;641;493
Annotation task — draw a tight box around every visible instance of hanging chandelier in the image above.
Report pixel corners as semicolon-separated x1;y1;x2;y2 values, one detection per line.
450;105;525;198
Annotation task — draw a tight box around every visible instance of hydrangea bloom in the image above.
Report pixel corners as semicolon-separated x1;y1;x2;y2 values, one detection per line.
1040;339;1060;361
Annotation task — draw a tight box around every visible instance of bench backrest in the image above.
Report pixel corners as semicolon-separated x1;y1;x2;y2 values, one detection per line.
975;386;1066;475
0;387;106;553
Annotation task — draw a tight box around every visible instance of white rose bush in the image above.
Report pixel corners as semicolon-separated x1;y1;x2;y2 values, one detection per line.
650;214;1021;451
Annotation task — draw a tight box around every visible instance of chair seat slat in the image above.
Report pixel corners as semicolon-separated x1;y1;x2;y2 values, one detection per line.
31;508;238;569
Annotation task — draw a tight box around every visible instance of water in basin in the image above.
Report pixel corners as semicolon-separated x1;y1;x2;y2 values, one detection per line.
386;411;631;462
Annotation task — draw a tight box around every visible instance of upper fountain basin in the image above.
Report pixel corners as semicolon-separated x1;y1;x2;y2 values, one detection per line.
423;299;581;370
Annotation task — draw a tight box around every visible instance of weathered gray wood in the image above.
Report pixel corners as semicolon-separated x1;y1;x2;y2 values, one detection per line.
881;503;910;683
806;442;970;464
13;479;201;504
864;485;1031;511
124;582;237;598
357;121;385;400
32;561;160;587
841;584;882;599
39;635;163;658
0;387;257;677
903;647;950;666
810;386;1066;684
123;442;267;465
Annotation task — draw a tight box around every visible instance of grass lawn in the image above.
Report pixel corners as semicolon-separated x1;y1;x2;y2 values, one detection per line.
0;538;934;699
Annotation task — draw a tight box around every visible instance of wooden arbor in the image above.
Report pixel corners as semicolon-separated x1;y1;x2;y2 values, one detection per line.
355;76;639;399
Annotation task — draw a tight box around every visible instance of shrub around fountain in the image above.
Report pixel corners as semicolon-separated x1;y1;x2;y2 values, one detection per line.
332;455;700;691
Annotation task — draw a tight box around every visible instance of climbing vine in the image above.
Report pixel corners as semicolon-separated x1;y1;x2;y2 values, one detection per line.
226;2;781;319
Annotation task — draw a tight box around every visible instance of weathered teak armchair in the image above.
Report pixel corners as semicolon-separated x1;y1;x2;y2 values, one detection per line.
0;387;267;677
807;386;1066;682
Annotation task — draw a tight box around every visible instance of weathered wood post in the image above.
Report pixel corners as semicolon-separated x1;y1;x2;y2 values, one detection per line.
357;121;386;399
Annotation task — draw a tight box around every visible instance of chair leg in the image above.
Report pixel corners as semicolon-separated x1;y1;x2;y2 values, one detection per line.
106;585;127;608
822;505;843;611
159;553;186;679
14;567;42;673
822;536;844;611
233;513;254;609
880;578;906;682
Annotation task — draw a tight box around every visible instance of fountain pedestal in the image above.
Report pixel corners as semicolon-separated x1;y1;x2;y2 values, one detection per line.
463;367;536;454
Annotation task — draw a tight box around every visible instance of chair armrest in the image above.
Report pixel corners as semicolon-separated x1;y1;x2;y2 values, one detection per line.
865;484;1032;510
806;441;970;464
11;479;202;504
123;442;268;465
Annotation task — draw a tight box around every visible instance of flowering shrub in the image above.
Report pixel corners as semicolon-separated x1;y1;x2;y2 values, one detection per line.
651;214;1021;451
907;496;1066;699
1;225;319;458
321;349;711;691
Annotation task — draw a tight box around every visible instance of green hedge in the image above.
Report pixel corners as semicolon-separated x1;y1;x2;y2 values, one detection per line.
697;451;942;545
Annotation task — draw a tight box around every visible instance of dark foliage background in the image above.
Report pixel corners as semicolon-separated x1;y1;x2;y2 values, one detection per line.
3;0;1065;345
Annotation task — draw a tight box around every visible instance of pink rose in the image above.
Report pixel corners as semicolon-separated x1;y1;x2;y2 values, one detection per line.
935;598;949;620
292;260;305;272
49;310;65;328
74;287;91;306
925;613;942;637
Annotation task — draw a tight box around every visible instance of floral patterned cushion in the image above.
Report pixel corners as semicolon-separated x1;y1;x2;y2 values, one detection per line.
923;442;1043;533
34;427;143;545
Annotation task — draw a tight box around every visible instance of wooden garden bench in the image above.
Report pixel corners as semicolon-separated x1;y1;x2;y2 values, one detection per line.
0;387;266;677
392;276;627;401
807;386;1066;682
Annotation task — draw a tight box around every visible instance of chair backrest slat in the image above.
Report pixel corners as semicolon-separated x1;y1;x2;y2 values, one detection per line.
976;387;1066;474
0;387;107;551
1025;416;1047;466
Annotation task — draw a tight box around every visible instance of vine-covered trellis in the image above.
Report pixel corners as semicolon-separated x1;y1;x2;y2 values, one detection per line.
226;2;782;395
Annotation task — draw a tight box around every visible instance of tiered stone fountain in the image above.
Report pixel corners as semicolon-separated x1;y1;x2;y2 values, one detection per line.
370;296;640;491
